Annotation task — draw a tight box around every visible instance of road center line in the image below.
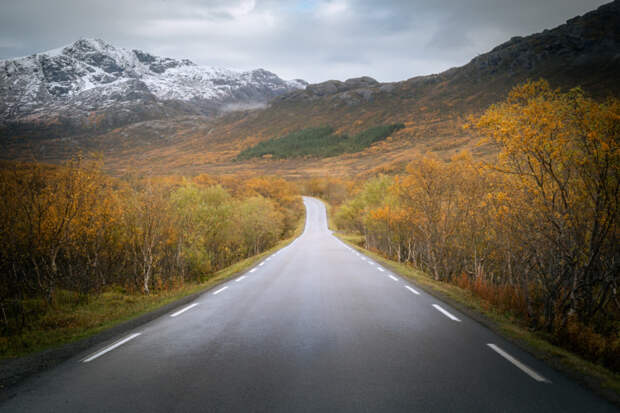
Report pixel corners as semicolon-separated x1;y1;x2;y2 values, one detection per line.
82;333;141;363
405;286;421;295
389;275;399;282
377;267;385;272
487;343;551;383
170;303;198;317
213;286;228;295
235;275;246;282
432;304;461;321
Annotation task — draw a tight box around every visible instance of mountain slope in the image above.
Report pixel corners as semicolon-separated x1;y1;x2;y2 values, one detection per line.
99;0;618;177
0;38;306;138
243;0;620;136
1;2;619;177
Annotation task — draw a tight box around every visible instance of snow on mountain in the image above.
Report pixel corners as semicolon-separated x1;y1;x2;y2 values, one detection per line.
0;38;306;123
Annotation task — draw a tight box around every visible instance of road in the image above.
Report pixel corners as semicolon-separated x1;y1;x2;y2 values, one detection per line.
1;197;615;412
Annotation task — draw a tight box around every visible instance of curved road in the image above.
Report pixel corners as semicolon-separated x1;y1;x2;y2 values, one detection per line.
1;197;615;412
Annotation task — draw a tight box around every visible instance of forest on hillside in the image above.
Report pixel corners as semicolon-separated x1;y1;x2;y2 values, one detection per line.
236;123;405;160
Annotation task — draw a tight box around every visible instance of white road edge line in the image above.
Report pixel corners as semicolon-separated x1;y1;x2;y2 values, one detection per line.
170;303;198;317
377;267;385;272
213;286;228;295
405;286;421;295
432;304;461;322
487;343;551;383
250;268;257;273
82;333;141;363
235;275;246;282
259;261;266;266
389;275;399;282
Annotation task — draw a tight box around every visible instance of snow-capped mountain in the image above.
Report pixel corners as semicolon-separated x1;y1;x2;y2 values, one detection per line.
0;38;306;136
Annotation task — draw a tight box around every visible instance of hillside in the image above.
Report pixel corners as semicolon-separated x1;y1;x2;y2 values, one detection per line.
1;1;619;177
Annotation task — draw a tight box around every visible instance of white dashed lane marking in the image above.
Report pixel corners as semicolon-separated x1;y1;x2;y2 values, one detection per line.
432;304;461;322
487;343;551;383
213;286;228;295
405;286;420;295
170;303;198;318
82;333;142;363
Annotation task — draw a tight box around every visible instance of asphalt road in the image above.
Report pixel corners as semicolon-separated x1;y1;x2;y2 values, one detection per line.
1;197;616;412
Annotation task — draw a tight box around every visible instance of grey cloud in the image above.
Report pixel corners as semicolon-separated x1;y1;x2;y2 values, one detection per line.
0;0;610;83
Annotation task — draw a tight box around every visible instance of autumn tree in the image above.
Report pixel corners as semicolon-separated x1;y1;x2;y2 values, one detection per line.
471;79;619;332
237;196;284;256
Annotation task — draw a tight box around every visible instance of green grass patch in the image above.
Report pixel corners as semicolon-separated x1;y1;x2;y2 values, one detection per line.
236;123;404;160
1;213;306;360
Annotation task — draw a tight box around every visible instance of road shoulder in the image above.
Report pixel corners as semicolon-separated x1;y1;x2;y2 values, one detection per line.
332;231;620;408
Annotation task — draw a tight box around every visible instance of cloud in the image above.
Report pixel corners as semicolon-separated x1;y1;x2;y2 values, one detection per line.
316;0;349;17
0;0;610;83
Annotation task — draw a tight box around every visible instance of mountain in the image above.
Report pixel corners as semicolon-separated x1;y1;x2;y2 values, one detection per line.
0;38;306;138
271;0;620;121
1;2;619;177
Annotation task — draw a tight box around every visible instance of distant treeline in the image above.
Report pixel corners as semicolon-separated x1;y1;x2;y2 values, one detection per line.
0;162;303;333
236;123;405;160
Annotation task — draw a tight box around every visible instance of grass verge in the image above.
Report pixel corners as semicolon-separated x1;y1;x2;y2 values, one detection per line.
1;212;306;361
332;232;620;404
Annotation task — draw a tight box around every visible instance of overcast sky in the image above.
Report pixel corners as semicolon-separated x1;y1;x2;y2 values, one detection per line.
0;0;610;83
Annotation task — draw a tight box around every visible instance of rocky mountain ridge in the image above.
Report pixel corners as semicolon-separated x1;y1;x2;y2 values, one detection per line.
0;38;306;137
277;0;619;108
